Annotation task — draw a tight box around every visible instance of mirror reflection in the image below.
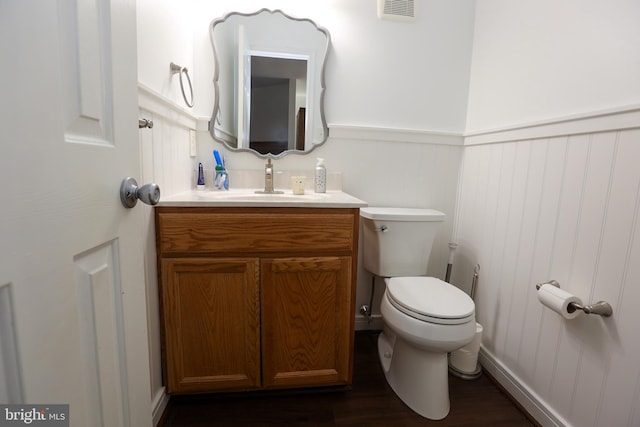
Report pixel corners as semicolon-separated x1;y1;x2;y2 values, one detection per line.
209;9;330;157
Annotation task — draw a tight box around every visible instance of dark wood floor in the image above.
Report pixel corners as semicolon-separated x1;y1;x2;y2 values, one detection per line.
160;332;536;426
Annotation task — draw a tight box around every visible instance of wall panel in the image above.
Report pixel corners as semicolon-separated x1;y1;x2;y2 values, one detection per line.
138;85;198;424
455;111;640;427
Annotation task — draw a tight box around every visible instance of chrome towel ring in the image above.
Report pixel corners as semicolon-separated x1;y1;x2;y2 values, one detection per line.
170;62;193;108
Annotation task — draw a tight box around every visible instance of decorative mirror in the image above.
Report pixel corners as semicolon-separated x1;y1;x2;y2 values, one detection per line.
209;9;330;158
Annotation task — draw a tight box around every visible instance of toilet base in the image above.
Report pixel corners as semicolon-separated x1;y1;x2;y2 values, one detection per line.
378;331;450;420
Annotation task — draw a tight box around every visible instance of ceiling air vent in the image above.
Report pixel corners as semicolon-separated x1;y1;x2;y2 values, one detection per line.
377;0;415;22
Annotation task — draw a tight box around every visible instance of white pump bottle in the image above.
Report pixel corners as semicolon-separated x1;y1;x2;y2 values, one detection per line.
314;158;326;193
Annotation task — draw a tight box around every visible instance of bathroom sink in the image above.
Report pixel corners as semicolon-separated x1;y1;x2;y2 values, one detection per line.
156;188;366;208
197;190;329;201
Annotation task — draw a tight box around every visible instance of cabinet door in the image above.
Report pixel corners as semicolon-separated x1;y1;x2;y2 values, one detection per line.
261;257;353;388
161;258;260;393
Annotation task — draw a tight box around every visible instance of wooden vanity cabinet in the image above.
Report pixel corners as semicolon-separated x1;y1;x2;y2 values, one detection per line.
155;207;359;394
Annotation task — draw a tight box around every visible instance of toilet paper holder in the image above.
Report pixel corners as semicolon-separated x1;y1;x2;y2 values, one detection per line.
535;280;613;317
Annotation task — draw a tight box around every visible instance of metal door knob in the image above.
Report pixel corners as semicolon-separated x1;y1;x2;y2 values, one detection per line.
120;177;161;208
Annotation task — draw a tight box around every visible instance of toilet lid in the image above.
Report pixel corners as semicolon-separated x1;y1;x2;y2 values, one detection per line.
386;277;475;325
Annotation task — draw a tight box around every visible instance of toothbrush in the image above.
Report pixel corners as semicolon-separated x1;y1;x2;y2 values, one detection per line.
221;154;228;190
213;150;223;166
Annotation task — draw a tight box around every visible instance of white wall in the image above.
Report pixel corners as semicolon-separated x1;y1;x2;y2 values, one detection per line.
192;0;475;132
318;129;463;329
465;0;640;132
136;0;475;419
136;1;200;421
137;1;640;426
137;0;196;108
190;0;474;329
458;1;640;426
137;88;196;425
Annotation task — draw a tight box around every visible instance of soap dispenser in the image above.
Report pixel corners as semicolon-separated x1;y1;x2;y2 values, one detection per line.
314;158;326;193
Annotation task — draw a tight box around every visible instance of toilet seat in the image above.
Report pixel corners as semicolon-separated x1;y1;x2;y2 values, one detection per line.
386;277;474;325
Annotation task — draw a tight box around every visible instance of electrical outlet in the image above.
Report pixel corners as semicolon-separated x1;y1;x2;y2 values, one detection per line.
189;129;197;157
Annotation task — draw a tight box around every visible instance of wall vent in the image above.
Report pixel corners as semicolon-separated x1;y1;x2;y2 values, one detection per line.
377;0;415;22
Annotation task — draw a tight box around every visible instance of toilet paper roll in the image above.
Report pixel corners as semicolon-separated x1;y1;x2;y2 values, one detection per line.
450;348;478;374
537;283;582;319
450;322;483;374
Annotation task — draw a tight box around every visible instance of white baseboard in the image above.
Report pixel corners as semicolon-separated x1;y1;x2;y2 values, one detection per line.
151;386;170;427
479;347;569;427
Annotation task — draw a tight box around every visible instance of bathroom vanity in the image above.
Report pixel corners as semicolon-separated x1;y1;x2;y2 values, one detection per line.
155;190;366;394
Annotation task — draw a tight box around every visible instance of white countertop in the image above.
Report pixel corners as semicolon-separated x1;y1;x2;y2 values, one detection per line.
157;189;368;208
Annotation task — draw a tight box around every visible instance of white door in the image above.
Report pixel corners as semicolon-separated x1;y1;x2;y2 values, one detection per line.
0;1;152;426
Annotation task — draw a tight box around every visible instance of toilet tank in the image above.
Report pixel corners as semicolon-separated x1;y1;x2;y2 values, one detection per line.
360;207;445;277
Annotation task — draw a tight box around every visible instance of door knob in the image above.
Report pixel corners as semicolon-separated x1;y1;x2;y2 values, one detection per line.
120;177;161;208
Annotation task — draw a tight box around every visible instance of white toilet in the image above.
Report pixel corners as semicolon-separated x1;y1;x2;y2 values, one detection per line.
360;207;476;420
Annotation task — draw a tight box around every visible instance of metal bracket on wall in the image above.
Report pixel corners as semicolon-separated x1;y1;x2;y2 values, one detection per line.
138;118;153;129
170;62;194;108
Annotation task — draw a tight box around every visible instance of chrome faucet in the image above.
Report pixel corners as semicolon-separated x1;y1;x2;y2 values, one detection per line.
255;158;283;194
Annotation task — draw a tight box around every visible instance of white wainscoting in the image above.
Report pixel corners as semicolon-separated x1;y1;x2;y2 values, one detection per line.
138;84;198;425
326;125;464;332
139;84;197;197
454;107;640;427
